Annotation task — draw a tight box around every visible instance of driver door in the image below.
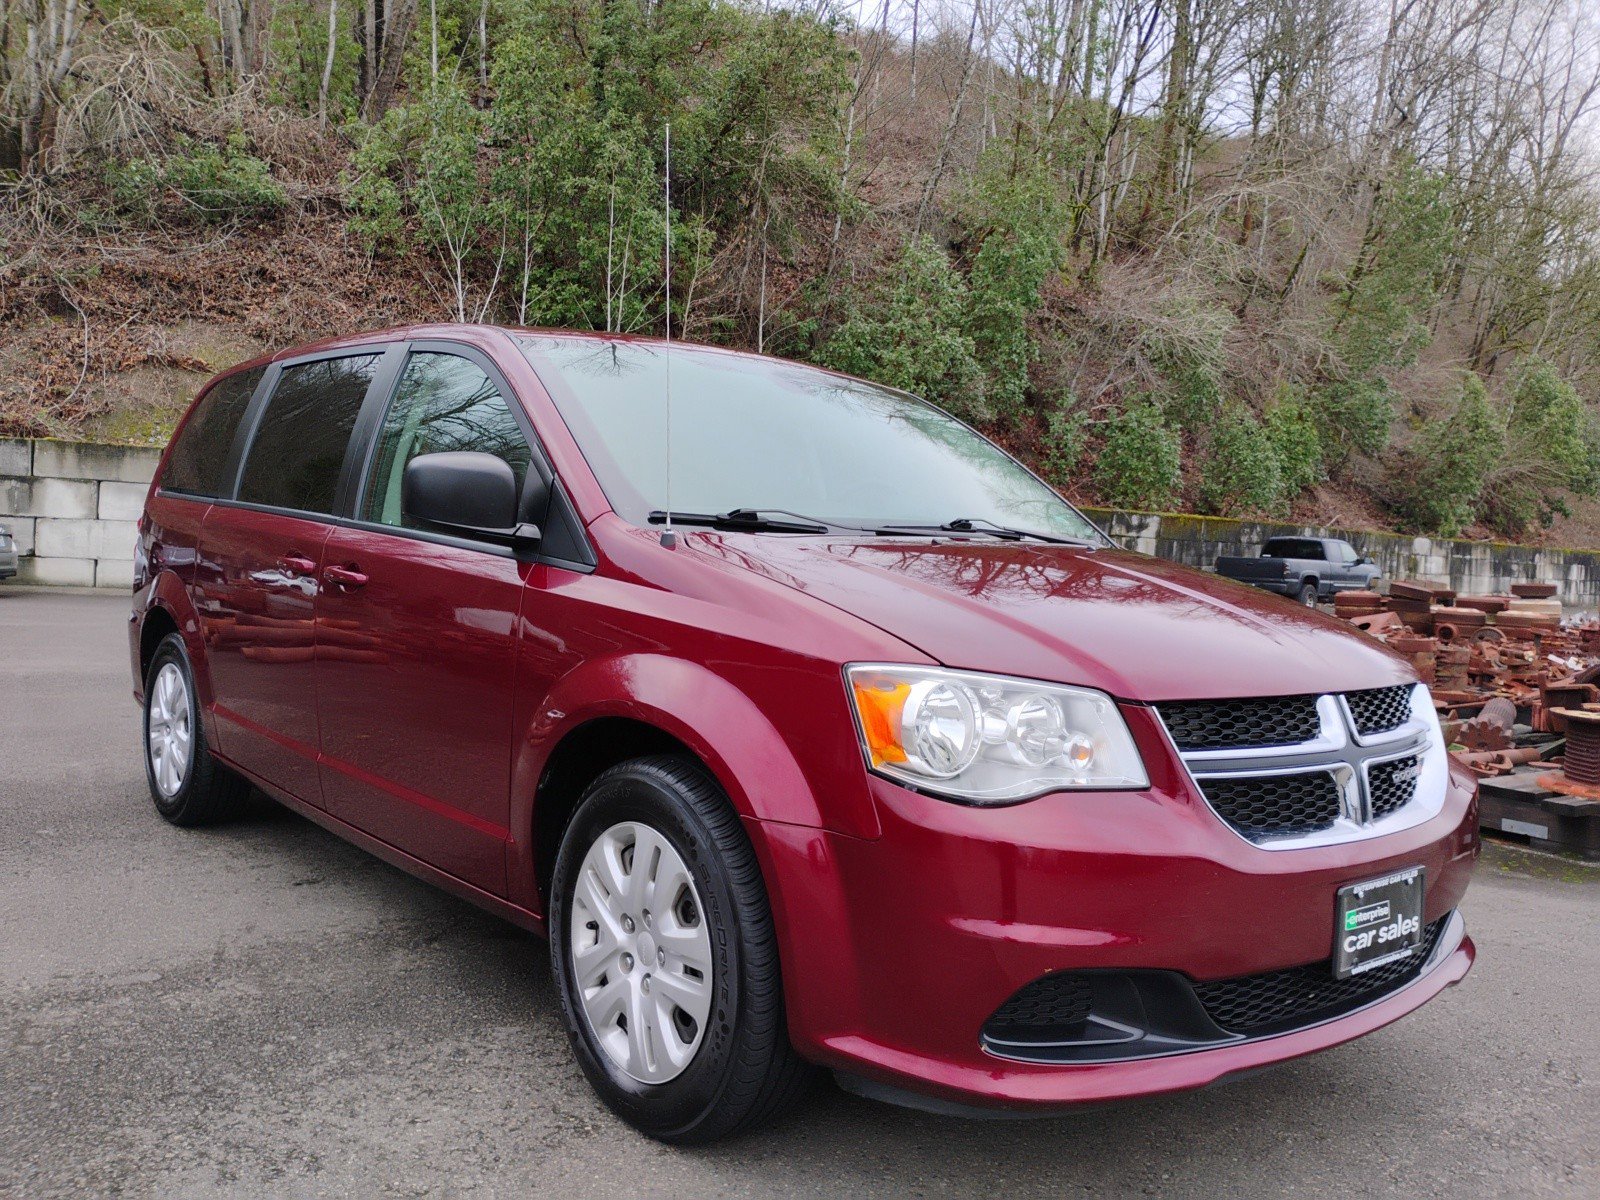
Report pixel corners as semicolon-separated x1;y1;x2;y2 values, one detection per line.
315;347;538;894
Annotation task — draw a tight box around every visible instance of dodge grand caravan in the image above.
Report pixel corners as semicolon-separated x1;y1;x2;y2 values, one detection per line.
131;325;1478;1143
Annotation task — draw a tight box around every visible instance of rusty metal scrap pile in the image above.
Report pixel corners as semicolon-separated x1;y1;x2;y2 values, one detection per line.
1334;581;1600;795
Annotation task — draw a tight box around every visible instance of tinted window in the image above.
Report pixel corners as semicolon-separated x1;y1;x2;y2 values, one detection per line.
1264;538;1324;560
238;355;380;514
521;337;1102;541
360;352;533;528
163;367;264;497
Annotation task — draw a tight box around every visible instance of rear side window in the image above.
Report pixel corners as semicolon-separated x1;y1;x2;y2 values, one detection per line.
360;352;533;528
1264;538;1323;560
162;367;264;497
238;354;380;515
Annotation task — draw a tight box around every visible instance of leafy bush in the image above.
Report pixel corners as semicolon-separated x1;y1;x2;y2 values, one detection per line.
1041;401;1086;483
965;229;1056;419
1094;400;1182;510
1482;358;1600;533
1199;404;1283;515
1264;387;1324;498
1162;361;1224;433
108;136;285;224
961;164;1065;420
1393;374;1505;534
819;238;986;419
1312;376;1395;470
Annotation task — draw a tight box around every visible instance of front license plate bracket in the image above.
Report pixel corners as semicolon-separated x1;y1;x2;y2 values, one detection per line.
1334;866;1425;981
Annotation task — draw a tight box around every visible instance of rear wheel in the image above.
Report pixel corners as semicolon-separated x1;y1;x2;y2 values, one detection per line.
549;756;812;1143
142;632;250;825
1297;582;1319;607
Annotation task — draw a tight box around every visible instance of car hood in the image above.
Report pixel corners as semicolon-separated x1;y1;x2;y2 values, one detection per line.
696;535;1412;702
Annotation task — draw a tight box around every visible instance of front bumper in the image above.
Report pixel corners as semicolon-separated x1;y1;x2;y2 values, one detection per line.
750;710;1479;1111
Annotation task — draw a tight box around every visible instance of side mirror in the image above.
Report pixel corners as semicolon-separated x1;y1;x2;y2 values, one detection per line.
402;451;540;547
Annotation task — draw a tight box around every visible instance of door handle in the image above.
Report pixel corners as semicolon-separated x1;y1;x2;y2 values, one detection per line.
280;554;318;575
324;564;369;590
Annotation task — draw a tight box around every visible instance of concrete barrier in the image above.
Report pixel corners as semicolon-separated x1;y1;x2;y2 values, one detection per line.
1083;507;1600;609
1;438;159;589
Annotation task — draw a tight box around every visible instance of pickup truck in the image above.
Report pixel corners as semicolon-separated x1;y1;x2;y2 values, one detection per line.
1215;536;1382;606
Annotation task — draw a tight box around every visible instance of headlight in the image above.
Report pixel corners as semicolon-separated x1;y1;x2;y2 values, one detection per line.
846;664;1149;803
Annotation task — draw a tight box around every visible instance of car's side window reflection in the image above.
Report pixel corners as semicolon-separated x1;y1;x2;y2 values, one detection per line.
239;355;379;514
362;352;533;529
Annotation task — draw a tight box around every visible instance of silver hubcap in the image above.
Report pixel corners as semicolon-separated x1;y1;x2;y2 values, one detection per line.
569;821;714;1084
147;662;192;798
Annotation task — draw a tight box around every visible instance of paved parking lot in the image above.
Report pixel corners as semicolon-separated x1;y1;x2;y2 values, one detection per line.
2;588;1598;1198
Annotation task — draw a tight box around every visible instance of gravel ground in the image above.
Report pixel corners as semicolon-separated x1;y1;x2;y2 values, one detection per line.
2;587;1597;1199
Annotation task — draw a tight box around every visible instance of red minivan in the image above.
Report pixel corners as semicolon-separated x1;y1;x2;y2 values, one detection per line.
131;325;1478;1142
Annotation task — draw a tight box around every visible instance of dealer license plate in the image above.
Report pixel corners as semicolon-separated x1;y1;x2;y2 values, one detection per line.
1333;867;1424;981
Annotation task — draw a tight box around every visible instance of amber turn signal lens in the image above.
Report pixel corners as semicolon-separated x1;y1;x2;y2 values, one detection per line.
852;678;910;765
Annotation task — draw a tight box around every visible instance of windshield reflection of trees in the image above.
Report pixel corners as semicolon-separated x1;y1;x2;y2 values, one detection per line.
519;337;1096;537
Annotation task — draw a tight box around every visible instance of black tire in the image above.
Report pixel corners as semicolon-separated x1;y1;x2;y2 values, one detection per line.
142;632;251;826
549;755;813;1143
1297;582;1319;607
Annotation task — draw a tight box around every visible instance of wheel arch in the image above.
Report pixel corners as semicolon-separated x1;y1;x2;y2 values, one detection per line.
508;652;880;914
139;570;223;747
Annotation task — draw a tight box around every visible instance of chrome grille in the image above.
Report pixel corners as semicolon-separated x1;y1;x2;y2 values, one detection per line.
1346;685;1413;737
1162;687;1442;848
1368;754;1421;819
1199;772;1343;839
1156;695;1320;751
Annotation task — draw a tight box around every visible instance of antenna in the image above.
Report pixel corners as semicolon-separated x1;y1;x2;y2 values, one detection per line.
661;122;676;549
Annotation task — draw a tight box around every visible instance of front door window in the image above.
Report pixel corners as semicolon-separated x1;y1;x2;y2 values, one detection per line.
360;353;533;529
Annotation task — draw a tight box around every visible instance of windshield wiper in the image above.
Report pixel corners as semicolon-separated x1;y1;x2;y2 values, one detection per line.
871;517;1101;548
647;508;834;534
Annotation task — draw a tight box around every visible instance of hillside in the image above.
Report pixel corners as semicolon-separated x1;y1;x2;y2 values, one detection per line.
6;0;1600;546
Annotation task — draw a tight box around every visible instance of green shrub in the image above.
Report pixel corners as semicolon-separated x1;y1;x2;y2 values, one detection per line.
819;237;986;419
1041;402;1086;483
1482;358;1600;533
1094;400;1182;510
965;229;1055;420
109;135;285;225
1394;374;1505;535
1312;376;1394;470
1264;387;1324;498
1162;361;1224;433
958;157;1067;420
1199;404;1283;515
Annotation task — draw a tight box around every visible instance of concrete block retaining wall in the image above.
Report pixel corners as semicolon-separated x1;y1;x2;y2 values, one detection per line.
1;438;159;589
1084;507;1600;609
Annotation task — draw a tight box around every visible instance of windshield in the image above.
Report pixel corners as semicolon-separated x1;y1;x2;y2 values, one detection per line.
520;337;1102;541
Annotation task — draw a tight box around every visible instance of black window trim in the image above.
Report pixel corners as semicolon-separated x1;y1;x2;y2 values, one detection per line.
196;337;596;574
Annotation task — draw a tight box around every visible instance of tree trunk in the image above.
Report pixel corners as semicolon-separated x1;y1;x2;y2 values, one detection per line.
365;0;415;118
319;0;339;124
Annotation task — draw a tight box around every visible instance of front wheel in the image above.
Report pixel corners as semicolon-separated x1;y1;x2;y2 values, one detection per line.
1297;582;1319;607
549;756;812;1143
